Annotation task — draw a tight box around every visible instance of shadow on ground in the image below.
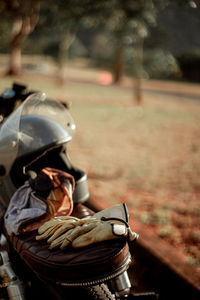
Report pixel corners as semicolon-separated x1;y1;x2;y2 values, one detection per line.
129;242;200;300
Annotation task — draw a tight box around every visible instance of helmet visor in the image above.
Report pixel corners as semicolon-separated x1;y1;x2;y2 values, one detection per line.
0;92;76;176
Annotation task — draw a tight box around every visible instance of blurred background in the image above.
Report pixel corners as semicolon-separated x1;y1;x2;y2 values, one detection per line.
0;0;200;280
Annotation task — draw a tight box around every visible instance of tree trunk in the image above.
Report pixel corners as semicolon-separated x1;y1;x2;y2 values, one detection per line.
113;42;124;84
6;0;40;76
6;16;24;75
133;77;142;106
8;44;21;76
57;30;75;84
133;32;144;105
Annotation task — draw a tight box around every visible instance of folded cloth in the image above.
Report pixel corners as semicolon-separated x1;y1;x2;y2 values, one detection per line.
36;204;139;250
4;181;47;235
4;168;75;235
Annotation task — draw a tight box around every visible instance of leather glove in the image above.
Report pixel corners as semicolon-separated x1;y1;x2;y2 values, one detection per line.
49;217;138;250
49;221;98;250
37;217;137;250
36;204;138;250
47;217;98;244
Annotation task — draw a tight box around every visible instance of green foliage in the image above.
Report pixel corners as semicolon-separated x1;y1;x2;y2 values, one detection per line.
144;49;181;79
88;32;116;69
41;36;88;61
0;17;12;52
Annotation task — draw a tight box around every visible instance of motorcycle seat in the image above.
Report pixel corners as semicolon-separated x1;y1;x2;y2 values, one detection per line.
3;204;131;286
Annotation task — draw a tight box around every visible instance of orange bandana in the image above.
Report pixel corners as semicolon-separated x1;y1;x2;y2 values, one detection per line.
21;168;74;233
43;168;74;217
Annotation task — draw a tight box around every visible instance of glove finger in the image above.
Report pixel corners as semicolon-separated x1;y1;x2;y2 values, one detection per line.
47;220;77;243
37;219;61;234
49;228;74;249
60;222;97;250
47;217;98;243
36;223;63;240
38;216;77;234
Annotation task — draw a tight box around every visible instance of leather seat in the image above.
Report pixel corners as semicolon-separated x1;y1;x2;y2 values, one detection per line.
3;204;131;286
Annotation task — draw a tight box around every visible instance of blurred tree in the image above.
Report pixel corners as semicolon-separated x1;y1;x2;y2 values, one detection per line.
0;0;197;83
38;0;198;100
106;0;156;105
109;1;156;84
0;0;40;75
39;0;81;83
108;0;198;104
38;0;112;83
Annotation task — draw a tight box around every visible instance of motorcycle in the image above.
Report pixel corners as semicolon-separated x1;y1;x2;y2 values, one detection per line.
0;83;158;300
